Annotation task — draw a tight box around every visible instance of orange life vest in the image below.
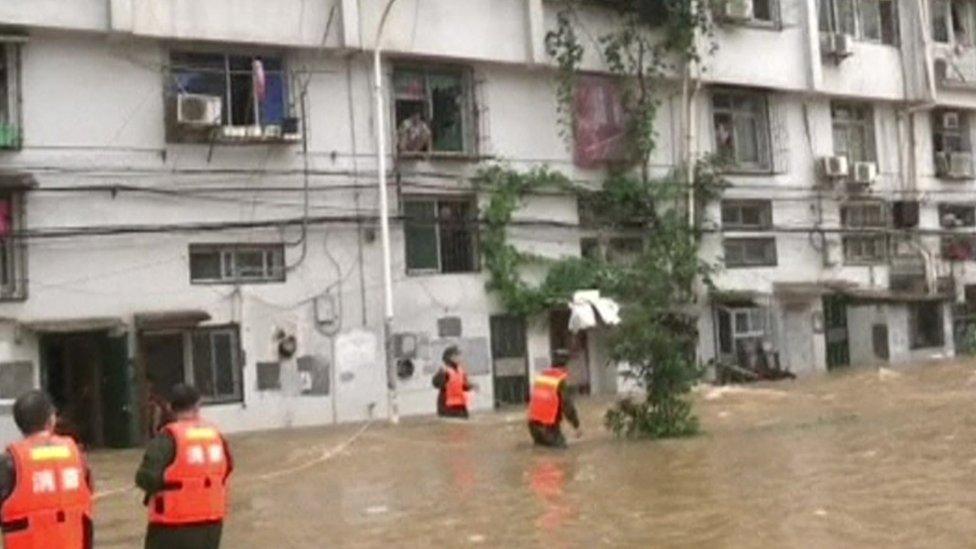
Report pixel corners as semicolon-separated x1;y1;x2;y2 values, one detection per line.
148;420;229;526
1;432;92;549
528;369;568;426
444;366;468;408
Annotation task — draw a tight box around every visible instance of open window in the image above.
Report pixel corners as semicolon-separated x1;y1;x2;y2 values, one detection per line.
0;41;22;150
393;66;475;157
403;197;478;274
933;109;974;179
819;0;899;44
166;52;298;144
712;90;772;172
832;103;876;164
939;203;976;227
933;0;975;45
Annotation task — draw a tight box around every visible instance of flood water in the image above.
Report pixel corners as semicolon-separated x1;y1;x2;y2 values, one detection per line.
90;360;976;547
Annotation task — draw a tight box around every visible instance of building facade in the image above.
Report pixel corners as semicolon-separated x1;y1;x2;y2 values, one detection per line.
0;0;969;447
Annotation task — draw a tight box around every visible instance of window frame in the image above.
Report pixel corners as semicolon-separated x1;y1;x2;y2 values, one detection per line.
166;51;292;143
721;199;773;230
831;102;877;164
0;192;26;301
840;201;887;228
842;234;888;264
392;64;477;158
0;42;22;150
820;0;899;45
402;196;480;275
932;0;974;46
932;109;971;155
938;203;976;227
723;237;778;268
711;89;773;173
189;243;286;285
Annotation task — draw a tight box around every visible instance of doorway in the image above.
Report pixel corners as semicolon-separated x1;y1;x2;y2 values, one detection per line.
549;309;591;395
823;295;850;369
40;331;132;448
489;315;529;407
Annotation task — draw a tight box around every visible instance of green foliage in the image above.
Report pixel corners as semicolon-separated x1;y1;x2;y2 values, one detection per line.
480;1;723;440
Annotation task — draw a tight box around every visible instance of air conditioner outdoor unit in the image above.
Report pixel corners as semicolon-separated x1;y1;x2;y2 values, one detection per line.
177;94;222;127
851;161;878;185
722;0;753;21
823;33;855;61
936;151;975;179
820;155;849;179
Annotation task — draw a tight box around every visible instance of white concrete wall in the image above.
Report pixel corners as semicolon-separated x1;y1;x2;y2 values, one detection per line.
0;0;968;443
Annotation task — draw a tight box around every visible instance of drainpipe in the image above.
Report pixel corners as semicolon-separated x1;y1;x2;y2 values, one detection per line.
374;0;401;424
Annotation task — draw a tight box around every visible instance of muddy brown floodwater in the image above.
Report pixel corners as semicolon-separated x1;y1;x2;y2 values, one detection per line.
89;359;976;548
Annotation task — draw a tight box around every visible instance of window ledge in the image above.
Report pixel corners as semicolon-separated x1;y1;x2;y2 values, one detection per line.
724;264;778;269
721;167;776;176
405;269;481;277
721;19;781;32
397;152;494;163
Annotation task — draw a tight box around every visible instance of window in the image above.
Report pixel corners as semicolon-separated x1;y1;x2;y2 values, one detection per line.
0;193;25;300
933;110;970;154
0;43;21;150
841;202;886;264
843;235;887;263
832;103;876;164
820;0;899;44
942;234;976;260
841;202;886;228
403;197;478;273
753;0;777;22
892;201;919;229
723;237;777;267
189;244;285;284
910;302;945;349
939;203;976;227
933;0;974;45
393;66;473;156
167;52;291;143
715;306;769;357
142;326;243;405
721;200;772;230
712;90;771;171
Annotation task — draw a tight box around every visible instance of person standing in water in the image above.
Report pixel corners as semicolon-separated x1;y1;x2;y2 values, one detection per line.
432;345;477;418
527;350;581;448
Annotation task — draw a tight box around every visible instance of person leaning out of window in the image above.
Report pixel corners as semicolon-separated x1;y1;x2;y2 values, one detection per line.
432;345;478;418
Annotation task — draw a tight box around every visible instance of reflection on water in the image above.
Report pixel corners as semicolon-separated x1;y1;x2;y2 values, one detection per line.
90;359;976;547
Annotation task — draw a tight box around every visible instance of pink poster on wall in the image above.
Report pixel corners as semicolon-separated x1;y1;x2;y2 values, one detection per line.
574;75;630;168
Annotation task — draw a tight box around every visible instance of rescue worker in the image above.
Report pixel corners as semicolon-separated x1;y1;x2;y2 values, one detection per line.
136;384;233;549
432;345;476;418
527;350;581;448
0;390;93;549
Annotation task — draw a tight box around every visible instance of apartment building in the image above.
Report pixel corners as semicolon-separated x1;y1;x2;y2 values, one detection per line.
0;0;968;447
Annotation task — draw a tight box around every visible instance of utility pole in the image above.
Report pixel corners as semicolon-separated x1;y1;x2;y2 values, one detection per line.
374;0;401;424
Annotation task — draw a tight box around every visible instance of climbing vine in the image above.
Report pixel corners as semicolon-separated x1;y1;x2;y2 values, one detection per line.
481;0;724;439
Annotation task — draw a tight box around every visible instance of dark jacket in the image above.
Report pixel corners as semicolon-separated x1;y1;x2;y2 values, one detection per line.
432;363;471;417
135;428;233;549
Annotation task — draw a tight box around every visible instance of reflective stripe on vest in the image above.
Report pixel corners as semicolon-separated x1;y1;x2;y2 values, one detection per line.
148;419;229;526
444;367;467;408
1;433;92;549
528;369;568;426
